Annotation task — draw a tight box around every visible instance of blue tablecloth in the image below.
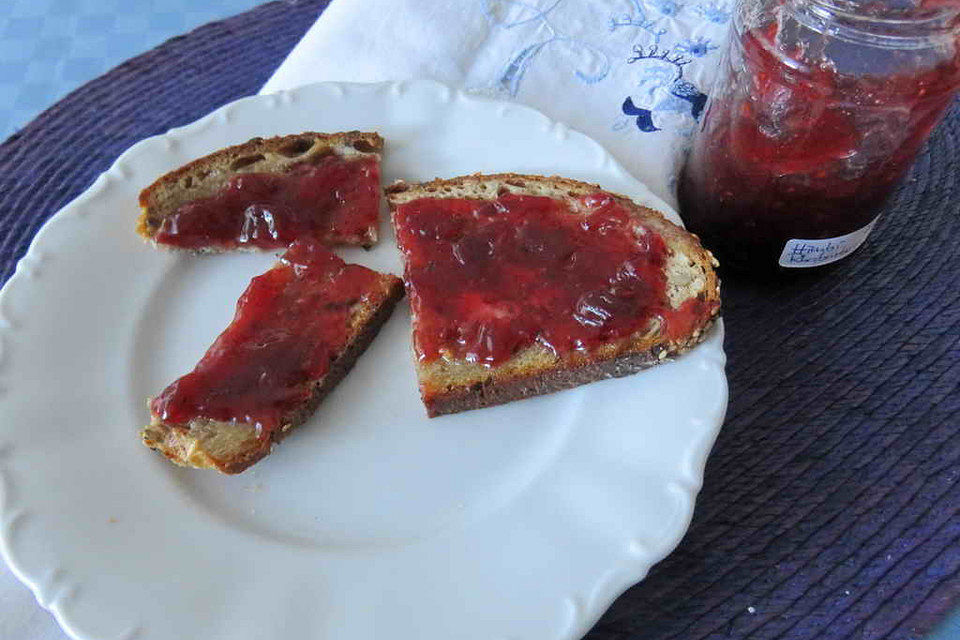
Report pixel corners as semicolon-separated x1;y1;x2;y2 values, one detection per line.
0;0;261;140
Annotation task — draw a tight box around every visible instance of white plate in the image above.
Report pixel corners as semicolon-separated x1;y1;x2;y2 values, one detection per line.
0;80;727;640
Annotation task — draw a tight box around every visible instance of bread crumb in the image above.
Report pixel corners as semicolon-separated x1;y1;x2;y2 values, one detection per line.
747;606;756;614
108;517;118;524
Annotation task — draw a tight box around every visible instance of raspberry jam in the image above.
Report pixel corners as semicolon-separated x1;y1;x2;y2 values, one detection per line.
393;193;713;366
154;155;380;249
679;12;960;272
151;240;386;435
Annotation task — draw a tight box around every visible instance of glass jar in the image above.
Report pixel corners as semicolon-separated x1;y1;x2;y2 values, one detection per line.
678;0;960;273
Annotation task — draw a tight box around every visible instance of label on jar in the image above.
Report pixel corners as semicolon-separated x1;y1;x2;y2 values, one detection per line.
778;218;879;268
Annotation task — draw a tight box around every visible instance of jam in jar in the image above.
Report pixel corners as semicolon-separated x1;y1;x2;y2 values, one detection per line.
679;0;960;273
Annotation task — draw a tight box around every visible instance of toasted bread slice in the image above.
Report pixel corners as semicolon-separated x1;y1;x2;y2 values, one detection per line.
141;241;404;474
387;173;720;417
137;131;383;251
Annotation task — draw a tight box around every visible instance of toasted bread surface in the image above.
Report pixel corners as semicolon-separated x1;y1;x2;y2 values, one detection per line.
137;131;383;249
141;251;404;474
387;173;720;417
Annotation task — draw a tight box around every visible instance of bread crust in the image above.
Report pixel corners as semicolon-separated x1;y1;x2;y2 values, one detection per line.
423;339;695;417
386;173;721;417
141;273;404;474
137;131;384;248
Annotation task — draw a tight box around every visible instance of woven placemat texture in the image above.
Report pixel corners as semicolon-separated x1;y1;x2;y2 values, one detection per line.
0;1;956;639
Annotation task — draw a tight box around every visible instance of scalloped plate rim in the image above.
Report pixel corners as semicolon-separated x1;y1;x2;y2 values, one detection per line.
0;79;727;640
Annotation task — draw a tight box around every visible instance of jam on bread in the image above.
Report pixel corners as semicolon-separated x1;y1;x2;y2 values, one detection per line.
388;174;720;417
137;131;383;251
141;240;404;473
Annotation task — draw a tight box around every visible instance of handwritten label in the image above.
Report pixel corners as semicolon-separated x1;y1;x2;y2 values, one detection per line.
778;218;879;268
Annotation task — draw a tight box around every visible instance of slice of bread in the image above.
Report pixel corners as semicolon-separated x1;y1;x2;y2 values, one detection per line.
137;131;383;250
141;241;404;474
387;173;721;417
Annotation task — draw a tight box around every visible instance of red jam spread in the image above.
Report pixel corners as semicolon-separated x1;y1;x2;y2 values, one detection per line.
154;155;380;249
394;192;709;367
679;22;960;270
151;240;385;435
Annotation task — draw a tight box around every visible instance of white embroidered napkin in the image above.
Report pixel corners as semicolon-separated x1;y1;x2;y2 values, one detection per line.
261;0;734;207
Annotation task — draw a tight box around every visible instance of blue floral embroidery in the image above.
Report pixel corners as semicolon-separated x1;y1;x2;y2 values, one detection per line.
674;36;717;57
650;0;683;17
693;0;732;24
608;0;668;43
620;45;707;133
484;0;611;97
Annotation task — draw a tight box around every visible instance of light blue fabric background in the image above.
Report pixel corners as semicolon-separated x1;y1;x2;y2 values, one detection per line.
0;0;262;140
0;2;956;639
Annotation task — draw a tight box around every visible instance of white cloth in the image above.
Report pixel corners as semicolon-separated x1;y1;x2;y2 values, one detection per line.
4;2;733;638
262;0;734;206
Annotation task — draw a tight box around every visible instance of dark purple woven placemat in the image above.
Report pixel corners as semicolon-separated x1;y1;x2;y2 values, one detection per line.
0;1;957;639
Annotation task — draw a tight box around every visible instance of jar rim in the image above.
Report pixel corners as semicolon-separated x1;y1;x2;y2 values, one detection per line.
769;0;960;48
800;0;960;27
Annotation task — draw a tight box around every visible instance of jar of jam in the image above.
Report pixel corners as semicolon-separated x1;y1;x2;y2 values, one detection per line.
679;0;960;273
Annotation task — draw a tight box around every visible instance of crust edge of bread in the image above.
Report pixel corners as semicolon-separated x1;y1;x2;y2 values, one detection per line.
140;274;405;474
419;317;717;417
